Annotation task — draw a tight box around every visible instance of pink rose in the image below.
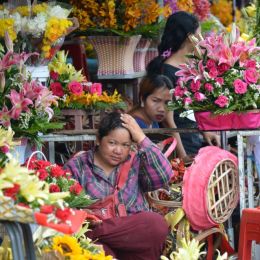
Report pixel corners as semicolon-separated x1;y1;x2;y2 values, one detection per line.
183;97;192;105
215;77;224;85
0;145;9;153
217;63;230;74
245;60;256;69
68;81;83;95
90;83;102;96
190;80;201;93
233;79;248;94
206;59;216;70
214;95;229;107
243;69;259;84
209;67;218;79
174;86;185;97
204;83;213;92
194;92;206;102
50;71;59;81
50;82;64;97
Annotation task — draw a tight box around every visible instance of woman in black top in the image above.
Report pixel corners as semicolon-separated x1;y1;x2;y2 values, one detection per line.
147;11;220;154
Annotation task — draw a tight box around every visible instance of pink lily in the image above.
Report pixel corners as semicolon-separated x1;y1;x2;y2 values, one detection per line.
7;90;33;119
0;106;11;127
23;80;45;101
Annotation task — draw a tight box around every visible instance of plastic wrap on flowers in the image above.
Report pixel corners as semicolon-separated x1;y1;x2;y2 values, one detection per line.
182;146;239;231
34;209;87;234
194;110;260;130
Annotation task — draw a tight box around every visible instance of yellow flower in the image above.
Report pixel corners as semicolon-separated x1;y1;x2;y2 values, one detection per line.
52;235;82;256
0;127;20;149
245;4;256;17
0;18;17;41
19;175;49;203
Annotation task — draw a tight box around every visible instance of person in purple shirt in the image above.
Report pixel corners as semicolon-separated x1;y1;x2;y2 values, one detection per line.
64;111;173;259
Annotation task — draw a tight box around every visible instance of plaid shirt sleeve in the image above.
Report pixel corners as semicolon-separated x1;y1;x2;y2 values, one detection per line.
137;137;173;192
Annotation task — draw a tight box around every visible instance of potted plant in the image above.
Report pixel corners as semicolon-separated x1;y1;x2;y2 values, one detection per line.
168;25;260;130
69;0;171;76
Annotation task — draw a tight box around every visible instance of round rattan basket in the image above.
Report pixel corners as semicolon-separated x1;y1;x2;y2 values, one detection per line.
183;146;239;231
207;159;239;224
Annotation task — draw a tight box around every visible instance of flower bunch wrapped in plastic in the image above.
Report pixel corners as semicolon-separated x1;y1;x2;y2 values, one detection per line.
0;1;77;65
168;26;260;115
0;37;63;143
26;155;95;208
48;51;126;110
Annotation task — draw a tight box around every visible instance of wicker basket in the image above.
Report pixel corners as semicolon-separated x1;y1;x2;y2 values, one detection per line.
0;196;34;223
207;159;239;224
133;38;151;72
88;35;141;76
183;146;239;231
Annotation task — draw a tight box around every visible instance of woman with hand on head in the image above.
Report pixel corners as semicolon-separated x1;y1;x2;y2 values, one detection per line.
64;112;172;260
147;11;220;155
129;74;188;160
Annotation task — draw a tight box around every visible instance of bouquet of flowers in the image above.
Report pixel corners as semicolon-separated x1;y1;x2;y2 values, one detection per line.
26;156;96;209
48;51;126;110
70;0;171;38
168;26;260;115
0;37;63;143
0;1;77;65
34;224;113;260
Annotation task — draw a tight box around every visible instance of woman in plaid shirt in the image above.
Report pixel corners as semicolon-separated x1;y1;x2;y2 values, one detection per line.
64;112;173;259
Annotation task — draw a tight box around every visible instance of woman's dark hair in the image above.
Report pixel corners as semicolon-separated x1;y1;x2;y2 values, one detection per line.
147;11;199;75
98;112;127;140
138;74;173;104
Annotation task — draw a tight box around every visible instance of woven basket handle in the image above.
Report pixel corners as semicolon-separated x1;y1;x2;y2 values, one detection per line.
194;227;225;242
26;150;47;168
160;137;177;158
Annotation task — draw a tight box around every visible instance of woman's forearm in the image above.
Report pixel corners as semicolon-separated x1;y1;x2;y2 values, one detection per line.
162;112;187;158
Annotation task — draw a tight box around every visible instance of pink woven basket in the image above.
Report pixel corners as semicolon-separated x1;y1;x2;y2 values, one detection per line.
194;110;260;130
182;146;239;231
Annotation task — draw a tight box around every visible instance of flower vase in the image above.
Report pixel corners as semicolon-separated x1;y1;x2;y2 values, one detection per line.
88;35;141;76
133;38;151;72
194;110;260;130
11;138;35;165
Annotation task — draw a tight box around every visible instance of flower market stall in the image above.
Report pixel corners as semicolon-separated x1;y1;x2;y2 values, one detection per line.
0;0;260;259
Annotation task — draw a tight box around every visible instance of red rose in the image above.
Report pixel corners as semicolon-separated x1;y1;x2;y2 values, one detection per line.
50;71;59;81
50;82;64;97
49;184;61;193
37;169;49;181
3;183;20;199
50;165;65;178
55;208;71;221
69;182;83;195
40;205;54;214
68;81;83;95
36;160;52;169
217;63;230;75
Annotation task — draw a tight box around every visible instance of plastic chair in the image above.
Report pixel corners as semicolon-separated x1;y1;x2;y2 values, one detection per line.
238;207;260;260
